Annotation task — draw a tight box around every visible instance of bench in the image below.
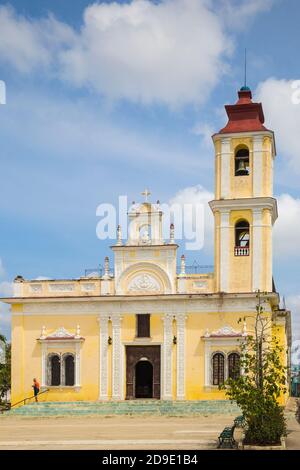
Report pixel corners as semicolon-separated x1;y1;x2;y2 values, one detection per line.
217;425;236;449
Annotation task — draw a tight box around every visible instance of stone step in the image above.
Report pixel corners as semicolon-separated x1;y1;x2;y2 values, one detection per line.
8;399;241;417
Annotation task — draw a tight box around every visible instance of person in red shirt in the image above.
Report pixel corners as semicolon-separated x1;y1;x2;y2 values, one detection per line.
32;378;40;402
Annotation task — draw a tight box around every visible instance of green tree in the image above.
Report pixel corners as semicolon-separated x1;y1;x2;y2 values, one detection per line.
221;292;287;445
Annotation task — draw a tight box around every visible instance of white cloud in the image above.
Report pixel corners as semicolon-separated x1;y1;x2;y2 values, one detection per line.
286;295;300;362
0;259;5;279
217;0;275;28
0;1;275;107
191;122;215;146
0;282;13;297
255;78;300;174
59;0;232;107
0;259;12;339
168;186;300;260
292;340;300;365
0;5;74;74
169;184;214;252
273;193;300;258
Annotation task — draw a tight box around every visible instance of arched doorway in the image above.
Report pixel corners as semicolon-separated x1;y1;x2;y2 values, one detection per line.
135;360;153;398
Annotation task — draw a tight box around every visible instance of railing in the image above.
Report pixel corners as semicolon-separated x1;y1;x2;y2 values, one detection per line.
85;266;114;277
85;263;214;277
0;388;49;413
234;246;250;256
177;263;214;274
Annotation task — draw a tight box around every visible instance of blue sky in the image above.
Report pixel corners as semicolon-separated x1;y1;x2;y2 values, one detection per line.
0;0;299;361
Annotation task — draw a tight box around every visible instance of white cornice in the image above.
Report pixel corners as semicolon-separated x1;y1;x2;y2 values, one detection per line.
7;292;278;316
209;197;278;223
212;130;276;157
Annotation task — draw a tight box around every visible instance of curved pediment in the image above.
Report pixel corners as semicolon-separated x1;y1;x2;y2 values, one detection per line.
116;262;172;295
127;273;161;293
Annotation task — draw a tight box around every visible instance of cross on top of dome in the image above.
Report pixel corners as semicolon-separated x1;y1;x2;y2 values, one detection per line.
141;188;151;202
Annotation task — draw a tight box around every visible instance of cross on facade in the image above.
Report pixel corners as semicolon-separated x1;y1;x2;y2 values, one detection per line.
141;188;151;202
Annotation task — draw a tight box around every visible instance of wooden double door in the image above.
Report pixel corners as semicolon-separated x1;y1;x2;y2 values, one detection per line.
126;345;161;399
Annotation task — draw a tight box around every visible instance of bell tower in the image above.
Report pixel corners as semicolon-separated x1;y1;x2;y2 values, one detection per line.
209;86;277;293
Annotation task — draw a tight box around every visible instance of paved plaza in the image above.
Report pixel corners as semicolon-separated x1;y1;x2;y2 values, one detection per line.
0;406;299;450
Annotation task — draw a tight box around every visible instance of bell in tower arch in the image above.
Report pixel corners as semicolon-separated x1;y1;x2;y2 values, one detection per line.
235;147;249;176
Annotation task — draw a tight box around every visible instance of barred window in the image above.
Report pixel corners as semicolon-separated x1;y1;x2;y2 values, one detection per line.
47;352;75;386
48;354;61;386
228;353;240;380
212;353;225;385
137;314;150;338
63;354;75;386
235;220;250;247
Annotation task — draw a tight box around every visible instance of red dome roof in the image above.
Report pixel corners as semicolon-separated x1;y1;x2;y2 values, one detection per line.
218;89;268;134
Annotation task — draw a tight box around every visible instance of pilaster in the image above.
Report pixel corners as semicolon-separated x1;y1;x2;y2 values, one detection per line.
98;314;109;400
162;313;173;400
176;313;187;399
111;313;123;400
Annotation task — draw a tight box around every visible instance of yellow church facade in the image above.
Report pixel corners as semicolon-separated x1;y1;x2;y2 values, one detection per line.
3;87;291;405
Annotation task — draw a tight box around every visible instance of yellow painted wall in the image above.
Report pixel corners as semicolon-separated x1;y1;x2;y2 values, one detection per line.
11;308;270;403
231;138;253;199
272;321;289;405
229;209;252;292
213;134;274;200
11;311;100;405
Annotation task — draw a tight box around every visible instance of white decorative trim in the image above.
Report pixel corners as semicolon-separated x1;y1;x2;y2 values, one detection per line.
253;135;263;197
128;274;161;293
80;283;96;292
116;262;173;295
209;197;278;223
98;314;109;400
48;283;75;292
162;313;173;400
41;342;47;387
41;326;74;339
17;295;274;316
220;138;231;199
176;313;186;400
252;208;262;291
75;342;81;387
204;340;210;387
203;335;243;386
210;325;242;337
13;282;22;297
41;343;81;388
30;284;42;293
220;210;230;292
111;313;123;400
193;281;207;290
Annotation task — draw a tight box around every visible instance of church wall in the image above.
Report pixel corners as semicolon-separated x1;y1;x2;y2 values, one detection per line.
262;136;274;197
272;320;289;405
11;306;25;405
11;311;100;404
262;208;273;292
185;310;256;400
214;211;220;292
230;137;253;199
229;209;252;292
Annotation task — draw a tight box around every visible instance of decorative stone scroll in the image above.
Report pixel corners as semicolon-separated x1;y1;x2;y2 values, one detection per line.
128;274;161;293
48;283;75;293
